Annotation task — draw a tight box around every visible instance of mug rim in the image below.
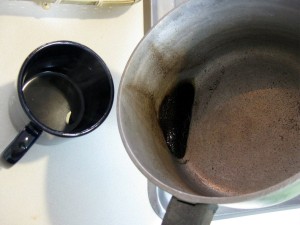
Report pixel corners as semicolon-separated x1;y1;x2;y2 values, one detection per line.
17;40;114;137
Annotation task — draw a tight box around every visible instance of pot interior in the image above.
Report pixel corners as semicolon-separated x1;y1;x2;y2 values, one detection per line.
118;0;300;200
171;35;300;196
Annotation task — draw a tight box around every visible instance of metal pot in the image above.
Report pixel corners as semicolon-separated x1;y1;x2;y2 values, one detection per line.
117;0;300;224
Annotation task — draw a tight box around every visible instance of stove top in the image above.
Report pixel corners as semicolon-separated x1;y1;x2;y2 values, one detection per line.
148;181;300;220
0;1;162;225
0;1;300;225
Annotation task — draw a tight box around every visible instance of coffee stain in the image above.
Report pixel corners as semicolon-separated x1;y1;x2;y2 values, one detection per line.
158;81;195;159
31;215;39;221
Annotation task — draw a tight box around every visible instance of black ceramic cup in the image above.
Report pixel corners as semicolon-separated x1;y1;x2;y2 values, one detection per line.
3;41;114;164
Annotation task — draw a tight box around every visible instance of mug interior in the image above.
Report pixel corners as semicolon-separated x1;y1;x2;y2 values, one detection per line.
19;41;114;137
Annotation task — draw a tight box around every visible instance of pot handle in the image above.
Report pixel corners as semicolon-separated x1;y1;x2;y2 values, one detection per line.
162;196;218;225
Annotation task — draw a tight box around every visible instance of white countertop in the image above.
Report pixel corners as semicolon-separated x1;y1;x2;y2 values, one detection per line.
1;1;300;225
0;1;161;225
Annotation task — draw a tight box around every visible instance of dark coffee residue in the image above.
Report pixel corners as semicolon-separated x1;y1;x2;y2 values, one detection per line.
158;81;195;159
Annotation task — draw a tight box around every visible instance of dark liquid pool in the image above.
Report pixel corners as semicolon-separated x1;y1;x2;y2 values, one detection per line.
22;71;84;132
158;81;195;159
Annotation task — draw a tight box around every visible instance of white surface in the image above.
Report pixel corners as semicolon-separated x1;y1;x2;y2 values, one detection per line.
0;1;160;225
212;209;300;225
1;1;300;225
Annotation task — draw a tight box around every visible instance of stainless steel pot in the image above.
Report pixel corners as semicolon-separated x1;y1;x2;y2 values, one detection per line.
117;0;300;224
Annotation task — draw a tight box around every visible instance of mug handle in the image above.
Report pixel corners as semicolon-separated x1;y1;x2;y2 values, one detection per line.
2;122;42;164
162;196;218;225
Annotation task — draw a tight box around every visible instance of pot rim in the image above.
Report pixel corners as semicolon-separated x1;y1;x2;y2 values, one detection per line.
117;0;300;207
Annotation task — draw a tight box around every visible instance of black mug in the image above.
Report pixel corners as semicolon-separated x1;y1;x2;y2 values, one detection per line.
3;41;114;164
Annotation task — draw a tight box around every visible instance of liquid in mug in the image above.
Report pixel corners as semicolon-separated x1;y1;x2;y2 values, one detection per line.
22;71;84;132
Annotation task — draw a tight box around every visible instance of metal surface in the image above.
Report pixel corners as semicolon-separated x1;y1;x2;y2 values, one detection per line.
117;0;300;208
162;196;217;225
148;181;300;220
179;41;300;196
146;0;300;220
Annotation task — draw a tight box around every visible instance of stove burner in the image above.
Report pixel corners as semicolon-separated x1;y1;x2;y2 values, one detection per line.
147;181;300;220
